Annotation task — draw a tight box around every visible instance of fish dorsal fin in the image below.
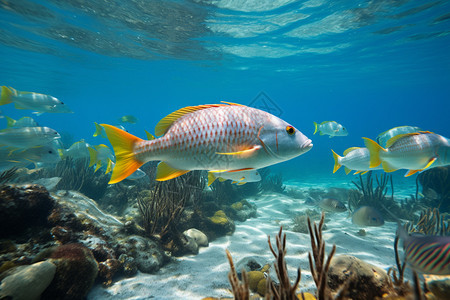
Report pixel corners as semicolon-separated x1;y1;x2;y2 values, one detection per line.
155;104;228;136
343;147;360;156
207;172;216;186
386;132;421;148
145;130;155;140
156;161;189;181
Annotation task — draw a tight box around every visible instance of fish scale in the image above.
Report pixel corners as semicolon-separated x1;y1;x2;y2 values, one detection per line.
101;102;312;183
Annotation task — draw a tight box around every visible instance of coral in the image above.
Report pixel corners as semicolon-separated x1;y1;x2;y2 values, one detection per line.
40;243;98;300
0;184;55;238
120;235;166;273
248;270;265;291
292;210;325;234
405;207;449;236
231;201;244;211
207;210;235;236
226;249;250;300
227;200;257;222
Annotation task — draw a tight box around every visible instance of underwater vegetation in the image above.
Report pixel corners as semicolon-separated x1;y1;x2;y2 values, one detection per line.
348;172;420;221
15;158;110;201
0;168;17;187
418;166;450;213
405;207;449;236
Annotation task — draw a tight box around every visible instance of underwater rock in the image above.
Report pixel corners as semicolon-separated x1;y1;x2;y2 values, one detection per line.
207;210;235;237
424;274;450;300
118;254;138;277
0;184;55;238
327;255;393;300
0;260;56;300
229;200;257;222
40;243;98;300
122;235;166;274
183;228;209;247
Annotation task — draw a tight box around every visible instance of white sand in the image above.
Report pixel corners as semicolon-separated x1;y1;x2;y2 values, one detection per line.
88;181;401;300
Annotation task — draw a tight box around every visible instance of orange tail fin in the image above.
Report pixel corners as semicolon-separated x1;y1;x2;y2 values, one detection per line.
101;124;145;184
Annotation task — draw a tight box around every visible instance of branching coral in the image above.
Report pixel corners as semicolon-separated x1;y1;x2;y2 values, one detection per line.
405;207;449;236
225;249;250;300
267;226;301;299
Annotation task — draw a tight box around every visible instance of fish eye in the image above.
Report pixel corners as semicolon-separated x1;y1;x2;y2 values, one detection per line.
48;150;53;154
286;126;295;135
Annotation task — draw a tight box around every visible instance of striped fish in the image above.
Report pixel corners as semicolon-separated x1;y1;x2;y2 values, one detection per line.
363;131;450;177
101;102;313;184
398;226;450;275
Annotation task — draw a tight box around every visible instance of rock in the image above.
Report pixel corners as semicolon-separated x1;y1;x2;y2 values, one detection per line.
207;210;235;236
118;254;138;277
183;228;209;247
0;260;56;300
327;255;394;300
229;200;257;222
183;235;199;255
123;235;165;273
424;274;450;300
40;243;98;300
0;184;55;238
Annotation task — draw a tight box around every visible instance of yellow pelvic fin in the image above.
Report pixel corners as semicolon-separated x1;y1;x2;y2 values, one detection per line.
156;161;189;181
360;170;369;175
145;130;155;140
105;158;113;174
93;122;103;137
331;149;342;173
101;124;145;184
87;146;97;167
155;103;235;136
344;167;352;175
363;137;385;168
218;177;226;182
0;86;13;105
385;132;420;148
216;146;260;157
313;122;318;135
381;161;397;173
343;147;360;156
5;116;15;127
207;172;217;186
423;157;437;170
404;169;420;177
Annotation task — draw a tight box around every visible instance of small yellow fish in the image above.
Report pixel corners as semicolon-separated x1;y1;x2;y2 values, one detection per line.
363;131;450;177
101;102;313;184
313;121;348;138
88;144;114;174
0;86;73;115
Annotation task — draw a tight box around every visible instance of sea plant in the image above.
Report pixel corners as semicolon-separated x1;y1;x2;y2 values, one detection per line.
0;168;17;186
348;172;417;221
405;207;449;236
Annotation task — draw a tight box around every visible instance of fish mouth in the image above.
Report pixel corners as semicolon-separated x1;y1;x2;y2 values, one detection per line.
301;139;313;150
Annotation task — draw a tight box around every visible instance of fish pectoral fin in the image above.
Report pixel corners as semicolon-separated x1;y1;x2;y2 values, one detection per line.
207;172;216;186
423;157;437;170
404;169;420;177
216;146;261;157
156;162;189;181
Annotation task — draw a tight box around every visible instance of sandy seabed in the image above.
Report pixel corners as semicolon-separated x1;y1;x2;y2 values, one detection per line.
88;178;406;300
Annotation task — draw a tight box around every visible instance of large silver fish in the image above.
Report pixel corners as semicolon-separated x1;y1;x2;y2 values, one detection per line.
0;126;61;148
101;102;313;184
364;131;450;177
376;126;421;147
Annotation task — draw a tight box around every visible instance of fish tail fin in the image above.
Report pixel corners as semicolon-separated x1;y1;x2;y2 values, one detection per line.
93;122;103;137
101;124;145;184
331;150;342;173
0;86;13;105
5;116;15;127
363;137;385;168
207;172;216;186
313;122;318;135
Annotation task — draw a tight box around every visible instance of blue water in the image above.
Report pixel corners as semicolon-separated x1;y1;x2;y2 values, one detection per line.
1;0;449;183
